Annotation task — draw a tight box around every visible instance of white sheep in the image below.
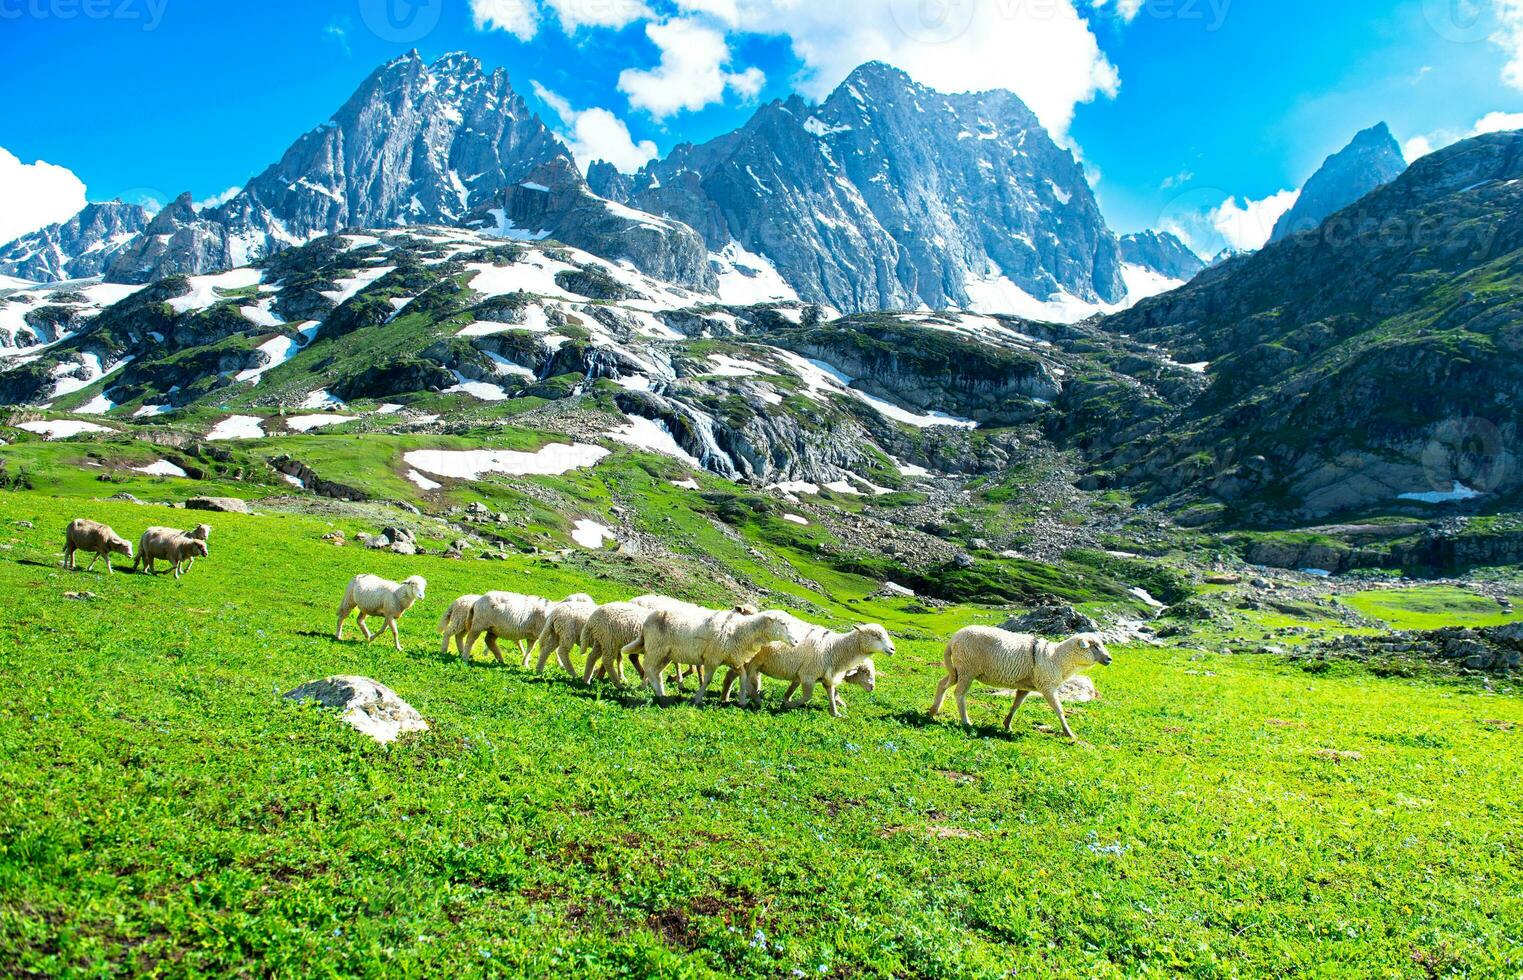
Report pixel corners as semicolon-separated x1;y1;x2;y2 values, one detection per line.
724;654;878;706
133;527;211;580
63;518;134;574
929;628;1112;739
533;596;599;676
628;595;756;686
438;594;482;658
463;592;591;667
733;623;895;717
335;573;428;651
578;601;650;686
178;523;212;571
625;606;797;706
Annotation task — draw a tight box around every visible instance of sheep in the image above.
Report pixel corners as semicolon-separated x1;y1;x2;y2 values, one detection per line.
728;623;895;716
133;527;211;580
725;654;878;706
628;595;757;685
438;594;482;658
62;518;134;574
178;523;212;571
462;592;591;667
578;601;650;686
335;573;427;651
625;606;798;706
929;628;1113;739
533;596;599;676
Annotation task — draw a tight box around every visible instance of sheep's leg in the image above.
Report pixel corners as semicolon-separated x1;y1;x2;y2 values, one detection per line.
105;553;114;576
518;638;532;669
720;668;738;704
534;639;555;674
336;601;353;640
954;677;974;727
646;655;668;702
783;680;801;702
388;617;403;652
826;681;843;718
485;635;506;665
557;641;576;676
785;681;814;709
357;613;376;642
929;672;954;718
172;560;183;581
462;631;482;665
1003;691;1031;731
691;663;716;706
581;647;601;684
1043;691;1076;739
63;545;74;570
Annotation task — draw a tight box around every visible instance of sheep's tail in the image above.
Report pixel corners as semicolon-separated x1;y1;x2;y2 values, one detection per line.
941;642;957;682
438;602;469;638
534;622;554;656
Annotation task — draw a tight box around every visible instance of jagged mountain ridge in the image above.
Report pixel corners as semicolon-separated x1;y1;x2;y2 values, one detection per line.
1119;231;1205;282
0;201;151;282
1269;122;1407;244
590;61;1127;316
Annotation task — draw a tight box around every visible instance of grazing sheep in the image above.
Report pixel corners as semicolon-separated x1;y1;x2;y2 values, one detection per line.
579;601;651;686
133;527;211;580
461;592;589;667
730;623;895;716
929;628;1112;739
62;518;134;574
178;523;212;571
625;607;797;706
336;573;427;651
534;596;599;676
438;594;482;658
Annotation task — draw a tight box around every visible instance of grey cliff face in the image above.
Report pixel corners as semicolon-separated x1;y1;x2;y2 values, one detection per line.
106;51;573;283
611;61;1126;313
1119;231;1206;281
0;201;152;281
1268;122;1407;243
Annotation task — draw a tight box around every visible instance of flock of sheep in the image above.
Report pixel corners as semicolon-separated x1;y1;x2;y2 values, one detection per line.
336;572;1114;736
59;517;1113;736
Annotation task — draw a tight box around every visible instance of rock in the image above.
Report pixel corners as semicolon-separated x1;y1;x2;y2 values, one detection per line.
390;540;418;556
380;526;416;544
1204;573;1241;585
14;520;33;529
449;539;472;552
1055;675;1100;703
878;581;916;598
365;535;391;550
952;553;975;570
107;492;144;504
284;676;428;745
63;591;97;601
186;496;249;514
1002;605;1100;637
321;531;346;546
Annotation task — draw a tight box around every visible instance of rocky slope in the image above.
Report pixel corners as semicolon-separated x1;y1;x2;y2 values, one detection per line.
1269;123;1406;244
0;201;151;282
1120;231;1205;281
591;61;1126;318
1105;130;1523;520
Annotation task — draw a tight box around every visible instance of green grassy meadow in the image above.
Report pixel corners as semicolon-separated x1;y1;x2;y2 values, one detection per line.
1;492;1521;977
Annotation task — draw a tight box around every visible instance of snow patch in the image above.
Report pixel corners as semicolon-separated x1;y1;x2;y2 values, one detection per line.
403;443;610;479
133;460;188;478
16;420;114;440
207;415;266;441
571;519;615;549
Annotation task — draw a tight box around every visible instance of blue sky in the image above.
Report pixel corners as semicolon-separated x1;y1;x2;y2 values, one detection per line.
0;0;1519;256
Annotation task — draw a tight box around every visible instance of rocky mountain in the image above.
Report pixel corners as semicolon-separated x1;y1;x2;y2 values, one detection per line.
1268;122;1406;244
0;201;151;282
1119;231;1205;282
1105;130;1523;520
590;61;1126;318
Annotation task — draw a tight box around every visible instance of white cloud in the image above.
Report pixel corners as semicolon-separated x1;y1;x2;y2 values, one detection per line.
194;186;242;210
1402;136;1435;161
1494;0;1523;90
546;0;649;30
1210;189;1299;252
0;146;87;246
533;82;659;173
471;0;539;39
1089;0;1144;21
618;17;765;118
1472;110;1523;133
1160;170;1194;190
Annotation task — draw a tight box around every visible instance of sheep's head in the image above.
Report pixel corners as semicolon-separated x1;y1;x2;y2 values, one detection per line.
754;610;796;643
562;593;595;604
1074;634;1112;667
733;603;759;615
111;536;134;558
853;623;895;655
186;540;210;559
404;575;428;600
843;661;876;692
189;524;212;540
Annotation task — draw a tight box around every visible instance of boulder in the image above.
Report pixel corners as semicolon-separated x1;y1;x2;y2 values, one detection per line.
284;676;428;744
186;496;249;514
1056;675;1100;703
1001;605;1101;637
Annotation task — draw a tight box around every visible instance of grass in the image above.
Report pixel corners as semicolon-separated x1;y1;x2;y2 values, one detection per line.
1341;585;1520;631
2;492;1522;976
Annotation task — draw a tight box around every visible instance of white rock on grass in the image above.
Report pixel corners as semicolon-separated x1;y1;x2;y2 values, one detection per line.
284;676;428;744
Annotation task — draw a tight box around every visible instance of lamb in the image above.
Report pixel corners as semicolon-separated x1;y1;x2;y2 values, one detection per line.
62;518;134;574
578;601;651;686
133;527;211;580
335;573;428;651
725;654;878;706
729;623;895;716
178;523;212;571
628;595;757;685
533;596;599;676
438;594;482;658
929;628;1112;739
625;606;798;706
462;592;592;667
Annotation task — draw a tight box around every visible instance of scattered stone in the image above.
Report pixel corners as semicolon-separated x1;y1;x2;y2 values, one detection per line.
1205;573;1242;585
875;581;916;599
1055;675;1100;703
283;676;428;744
381;526;416;545
14;520;33;529
63;591;97;601
107;492;143;504
449;539;472;553
322;531;346;546
390;539;418;556
1002;605;1100;637
951;553;975;569
186;496;249;514
365;535;391;550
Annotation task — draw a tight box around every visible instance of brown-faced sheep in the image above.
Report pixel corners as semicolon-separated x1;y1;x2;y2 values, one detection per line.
336;573;427;651
133;527;211;580
929;628;1112;739
63;518;134;574
625;607;797;706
